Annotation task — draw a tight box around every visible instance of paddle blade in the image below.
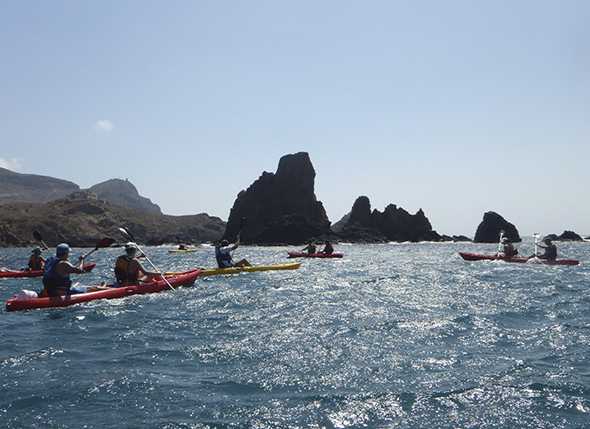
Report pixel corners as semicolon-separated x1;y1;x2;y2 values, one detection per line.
118;227;134;241
95;237;116;249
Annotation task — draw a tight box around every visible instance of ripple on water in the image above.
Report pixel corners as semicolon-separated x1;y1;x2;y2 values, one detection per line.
0;242;589;428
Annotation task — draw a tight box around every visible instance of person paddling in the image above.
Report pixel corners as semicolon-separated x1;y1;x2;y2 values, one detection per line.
321;240;334;255
41;243;86;297
215;238;251;268
499;237;518;258
28;247;45;271
301;241;317;255
536;238;557;261
114;242;159;286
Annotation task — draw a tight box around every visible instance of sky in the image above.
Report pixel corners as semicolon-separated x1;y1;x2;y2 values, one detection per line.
0;1;588;236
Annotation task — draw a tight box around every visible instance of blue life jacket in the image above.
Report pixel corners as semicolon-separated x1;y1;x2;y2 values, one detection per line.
43;256;72;296
215;246;233;268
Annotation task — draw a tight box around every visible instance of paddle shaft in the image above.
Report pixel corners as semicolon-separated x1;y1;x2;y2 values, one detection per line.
134;243;175;291
118;229;174;291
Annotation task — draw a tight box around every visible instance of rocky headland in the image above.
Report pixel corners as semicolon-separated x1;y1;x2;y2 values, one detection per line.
0;191;224;247
0;167;79;205
88;179;161;215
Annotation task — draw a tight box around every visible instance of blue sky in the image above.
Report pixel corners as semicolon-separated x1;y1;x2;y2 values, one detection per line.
1;1;588;235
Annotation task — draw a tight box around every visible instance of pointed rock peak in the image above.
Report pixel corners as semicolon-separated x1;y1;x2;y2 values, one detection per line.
223;152;330;244
276;152;315;178
88;178;161;214
474;211;521;243
349;196;372;224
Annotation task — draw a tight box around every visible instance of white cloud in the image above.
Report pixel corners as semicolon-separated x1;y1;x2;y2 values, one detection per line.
0;157;22;171
94;119;114;133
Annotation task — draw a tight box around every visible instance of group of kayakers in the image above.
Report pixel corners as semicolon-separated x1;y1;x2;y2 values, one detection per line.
28;237;254;297
301;240;334;255
4;232;561;298
499;236;558;261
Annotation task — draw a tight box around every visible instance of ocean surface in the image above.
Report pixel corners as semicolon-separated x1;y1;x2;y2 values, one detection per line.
1;240;589;428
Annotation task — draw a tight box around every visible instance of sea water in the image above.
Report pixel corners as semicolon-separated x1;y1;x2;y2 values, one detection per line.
1;240;589;428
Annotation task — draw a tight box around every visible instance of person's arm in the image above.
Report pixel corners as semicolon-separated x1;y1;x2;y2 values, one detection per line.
64;259;84;274
138;261;159;277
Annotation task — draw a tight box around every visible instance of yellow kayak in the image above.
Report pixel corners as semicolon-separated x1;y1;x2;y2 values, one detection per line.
166;262;301;277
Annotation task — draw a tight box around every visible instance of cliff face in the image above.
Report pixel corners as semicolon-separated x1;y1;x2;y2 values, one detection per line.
334;196;445;242
88;179;161;214
0;192;225;247
223;152;332;244
474;212;521;243
0;167;79;205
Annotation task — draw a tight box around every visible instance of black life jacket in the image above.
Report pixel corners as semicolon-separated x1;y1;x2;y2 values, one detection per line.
115;255;139;284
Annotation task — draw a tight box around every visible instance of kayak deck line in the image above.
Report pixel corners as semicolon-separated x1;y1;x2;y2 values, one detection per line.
166;262;301;277
5;270;201;312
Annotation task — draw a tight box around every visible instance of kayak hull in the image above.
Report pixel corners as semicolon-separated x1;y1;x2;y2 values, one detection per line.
458;252;579;266
287;252;343;259
199;262;301;277
168;249;198;254
0;263;96;279
5;270;201;312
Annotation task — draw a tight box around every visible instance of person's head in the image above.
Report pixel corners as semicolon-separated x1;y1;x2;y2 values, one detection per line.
31;247;42;256
125;242;138;257
325;240;331;245
56;243;70;259
501;237;509;243
543;238;552;245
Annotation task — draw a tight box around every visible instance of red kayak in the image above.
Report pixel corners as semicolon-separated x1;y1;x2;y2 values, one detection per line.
5;269;201;312
287;252;343;259
0;263;96;279
459;252;579;266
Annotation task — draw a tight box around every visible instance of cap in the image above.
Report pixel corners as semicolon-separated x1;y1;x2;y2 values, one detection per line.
56;243;70;257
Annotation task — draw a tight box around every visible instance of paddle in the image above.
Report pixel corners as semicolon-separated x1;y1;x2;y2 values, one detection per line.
80;237;116;260
496;230;505;256
533;232;540;258
118;227;175;291
32;230;49;250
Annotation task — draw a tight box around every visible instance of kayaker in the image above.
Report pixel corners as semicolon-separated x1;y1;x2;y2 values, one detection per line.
41;243;86;297
321;240;334;255
178;244;187;250
215;239;251;268
301;241;317;255
499;237;518;258
114;242;159;286
28;247;45;271
537;238;557;261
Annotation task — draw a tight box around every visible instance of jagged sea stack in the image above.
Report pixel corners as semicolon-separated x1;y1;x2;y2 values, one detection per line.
474;211;521;243
223;152;331;244
333;196;442;242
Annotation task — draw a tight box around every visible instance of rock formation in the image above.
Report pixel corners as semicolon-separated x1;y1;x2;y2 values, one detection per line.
544;231;584;241
223;152;331;244
88;179;161;214
0;191;225;247
334;196;447;242
0;167;79;205
474;212;521;243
